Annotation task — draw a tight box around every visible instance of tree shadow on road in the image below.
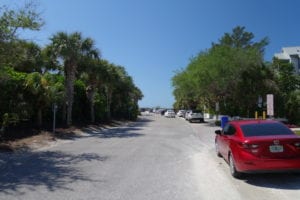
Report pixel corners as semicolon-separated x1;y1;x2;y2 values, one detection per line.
0;151;108;195
240;173;300;190
81;117;154;139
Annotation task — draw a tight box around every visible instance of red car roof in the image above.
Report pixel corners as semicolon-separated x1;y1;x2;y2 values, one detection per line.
229;119;280;126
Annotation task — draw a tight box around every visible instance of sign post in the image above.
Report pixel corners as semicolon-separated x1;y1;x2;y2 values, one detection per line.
266;94;274;117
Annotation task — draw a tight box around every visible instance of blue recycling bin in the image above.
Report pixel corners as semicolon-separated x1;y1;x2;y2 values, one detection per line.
221;116;229;128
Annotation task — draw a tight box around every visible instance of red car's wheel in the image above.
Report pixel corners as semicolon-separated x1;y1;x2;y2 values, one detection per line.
229;154;241;178
215;141;222;157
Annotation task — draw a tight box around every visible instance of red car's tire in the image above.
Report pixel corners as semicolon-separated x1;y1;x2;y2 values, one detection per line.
215;141;222;157
229;154;242;178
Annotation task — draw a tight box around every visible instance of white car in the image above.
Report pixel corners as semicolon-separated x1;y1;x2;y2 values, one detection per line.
186;110;204;123
184;110;192;120
176;110;186;117
164;110;176;118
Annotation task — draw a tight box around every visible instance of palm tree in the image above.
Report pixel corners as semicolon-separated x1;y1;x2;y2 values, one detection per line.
25;72;50;127
48;32;99;126
103;63;120;120
112;66;143;119
79;58;107;123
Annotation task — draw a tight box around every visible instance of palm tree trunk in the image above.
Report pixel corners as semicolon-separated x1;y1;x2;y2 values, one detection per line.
89;91;95;123
86;85;96;123
62;102;67;124
91;100;95;123
66;65;75;126
37;108;42;128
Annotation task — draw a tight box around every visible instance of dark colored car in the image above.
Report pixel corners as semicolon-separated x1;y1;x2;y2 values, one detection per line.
215;120;300;178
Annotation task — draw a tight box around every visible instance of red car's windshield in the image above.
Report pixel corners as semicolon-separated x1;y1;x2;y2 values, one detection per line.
240;123;294;137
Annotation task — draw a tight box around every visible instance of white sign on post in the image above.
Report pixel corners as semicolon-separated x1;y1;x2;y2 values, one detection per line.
267;94;274;116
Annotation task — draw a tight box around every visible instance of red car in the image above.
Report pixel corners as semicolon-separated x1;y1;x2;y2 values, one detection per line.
215;120;300;178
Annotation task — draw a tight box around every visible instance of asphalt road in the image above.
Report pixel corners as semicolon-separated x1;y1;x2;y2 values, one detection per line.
1;114;300;200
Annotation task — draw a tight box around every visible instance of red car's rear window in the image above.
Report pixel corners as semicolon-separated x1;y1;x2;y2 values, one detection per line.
240;123;294;137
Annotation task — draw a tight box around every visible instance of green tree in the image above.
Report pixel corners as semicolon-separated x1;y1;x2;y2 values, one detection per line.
0;2;43;66
47;32;99;126
91;60;143;121
10;41;44;72
79;58;107;123
214;26;268;52
172;68;199;109
24;72;51;127
272;58;300;123
0;67;28;132
110;66;143;119
103;63;119;120
0;2;45;133
172;26;272;117
286;90;300;124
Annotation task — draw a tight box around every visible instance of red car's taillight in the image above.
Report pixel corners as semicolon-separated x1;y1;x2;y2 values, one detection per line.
294;142;300;149
242;143;259;149
240;143;260;153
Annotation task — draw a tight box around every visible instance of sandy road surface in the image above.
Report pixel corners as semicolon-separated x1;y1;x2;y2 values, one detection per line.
0;114;300;200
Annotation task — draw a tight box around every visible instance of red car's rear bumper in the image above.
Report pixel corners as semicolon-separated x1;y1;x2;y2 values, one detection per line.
234;151;300;173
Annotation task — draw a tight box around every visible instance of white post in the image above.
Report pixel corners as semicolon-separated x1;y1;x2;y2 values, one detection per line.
267;94;274;118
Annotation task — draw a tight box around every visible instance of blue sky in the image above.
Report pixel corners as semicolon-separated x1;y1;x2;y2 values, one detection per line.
2;0;300;108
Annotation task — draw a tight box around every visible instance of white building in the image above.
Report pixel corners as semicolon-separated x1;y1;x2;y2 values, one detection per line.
274;46;300;74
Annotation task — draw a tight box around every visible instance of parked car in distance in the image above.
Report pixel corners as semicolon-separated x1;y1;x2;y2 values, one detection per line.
184;110;192;120
164;110;176;118
159;109;167;116
215;120;300;178
186;110;204;123
176;110;186;117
